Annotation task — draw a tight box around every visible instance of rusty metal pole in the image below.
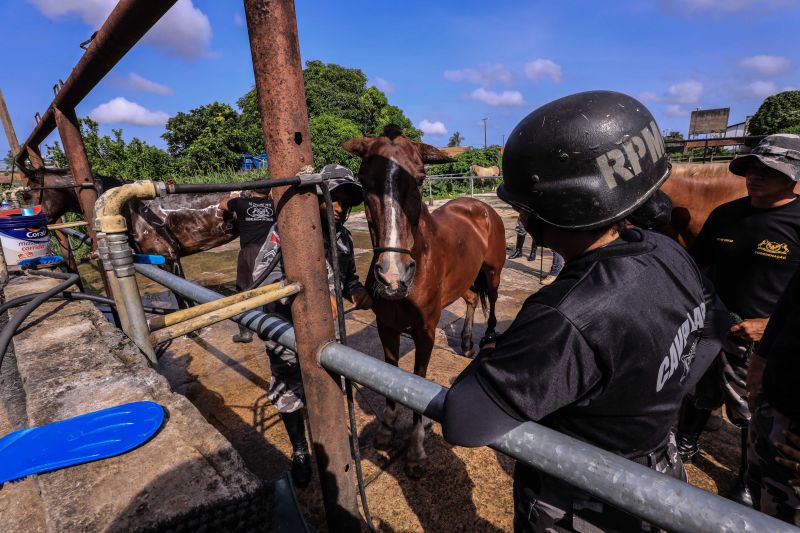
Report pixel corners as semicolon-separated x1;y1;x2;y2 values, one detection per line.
53;107;99;246
0;89;20;184
25;146;44;171
243;1;360;530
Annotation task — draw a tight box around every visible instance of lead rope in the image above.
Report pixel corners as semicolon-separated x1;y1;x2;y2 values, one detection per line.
319;180;375;531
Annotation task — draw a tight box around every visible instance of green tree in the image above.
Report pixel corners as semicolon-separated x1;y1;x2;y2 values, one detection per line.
664;131;684;141
238;60;422;166
308;113;363;170
749;91;800;135
162;102;252;173
45;118;174;180
448;131;464;147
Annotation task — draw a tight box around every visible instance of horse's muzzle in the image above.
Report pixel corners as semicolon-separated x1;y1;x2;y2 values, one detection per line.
372;256;416;299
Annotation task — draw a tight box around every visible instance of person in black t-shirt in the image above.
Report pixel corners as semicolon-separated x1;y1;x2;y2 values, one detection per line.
676;134;800;505
443;91;728;533
745;267;800;525
219;189;276;343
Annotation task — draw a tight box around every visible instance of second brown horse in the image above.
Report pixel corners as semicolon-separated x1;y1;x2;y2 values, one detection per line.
344;126;506;477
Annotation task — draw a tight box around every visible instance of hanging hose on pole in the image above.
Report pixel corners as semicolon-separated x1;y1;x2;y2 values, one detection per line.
320;181;375;531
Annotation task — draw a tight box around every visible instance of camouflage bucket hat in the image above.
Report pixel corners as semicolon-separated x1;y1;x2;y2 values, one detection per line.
729;133;800;182
317;164;363;204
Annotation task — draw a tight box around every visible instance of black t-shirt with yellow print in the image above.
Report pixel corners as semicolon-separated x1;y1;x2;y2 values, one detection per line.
690;196;800;319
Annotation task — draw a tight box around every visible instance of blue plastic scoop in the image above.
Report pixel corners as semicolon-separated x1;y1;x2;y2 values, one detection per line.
0;401;165;484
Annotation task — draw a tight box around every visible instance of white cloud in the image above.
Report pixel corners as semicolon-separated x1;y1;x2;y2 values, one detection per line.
234;13;244;27
745;80;779;98
639;91;661;102
444;64;511;85
664;105;689;117
467;88;527;107
88;97;170;126
373;77;396;93
740;55;792;76
665;80;704;104
116;73;173;95
419;120;448;136
524;59;562;83
27;0;212;59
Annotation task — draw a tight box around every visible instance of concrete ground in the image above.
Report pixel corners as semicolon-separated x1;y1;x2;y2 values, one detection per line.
79;193;741;531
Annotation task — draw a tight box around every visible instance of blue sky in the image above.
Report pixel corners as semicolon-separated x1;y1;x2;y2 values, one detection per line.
1;0;798;159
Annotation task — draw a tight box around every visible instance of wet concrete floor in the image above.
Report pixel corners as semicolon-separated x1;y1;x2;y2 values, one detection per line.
78;194;740;531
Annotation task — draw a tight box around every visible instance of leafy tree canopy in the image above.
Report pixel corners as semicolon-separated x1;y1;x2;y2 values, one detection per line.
749;91;800;135
664;131;684;141
162;102;255;173
46;118;174;180
448;131;464;147
239;60;422;169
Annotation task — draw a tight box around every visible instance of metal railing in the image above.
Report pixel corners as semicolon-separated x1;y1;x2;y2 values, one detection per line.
423;174;502;203
134;262;797;533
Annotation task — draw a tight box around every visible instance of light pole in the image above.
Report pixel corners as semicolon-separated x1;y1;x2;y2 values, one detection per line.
482;117;488;149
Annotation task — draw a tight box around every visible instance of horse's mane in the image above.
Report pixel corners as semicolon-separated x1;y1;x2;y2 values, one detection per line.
381;124;404;140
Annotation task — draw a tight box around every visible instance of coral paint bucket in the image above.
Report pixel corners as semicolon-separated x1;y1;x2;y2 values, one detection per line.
0;205;51;267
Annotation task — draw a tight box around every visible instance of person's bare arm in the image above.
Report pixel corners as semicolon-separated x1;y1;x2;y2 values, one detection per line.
730;317;770;342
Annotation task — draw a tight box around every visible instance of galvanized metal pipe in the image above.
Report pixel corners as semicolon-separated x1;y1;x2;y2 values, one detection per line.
150;282;301;345
16;0;179;168
96;232;129;332
317;342;796;533
244;0;359;529
148;282;287;330
134;263;296;349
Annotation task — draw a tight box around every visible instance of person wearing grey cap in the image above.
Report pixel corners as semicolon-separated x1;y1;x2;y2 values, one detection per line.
676;133;800;506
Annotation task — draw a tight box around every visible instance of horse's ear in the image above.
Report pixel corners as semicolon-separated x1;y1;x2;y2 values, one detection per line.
342;138;375;158
415;143;455;164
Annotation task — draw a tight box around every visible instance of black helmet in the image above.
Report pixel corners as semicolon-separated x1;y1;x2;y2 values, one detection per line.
318;164;363;205
498;90;671;230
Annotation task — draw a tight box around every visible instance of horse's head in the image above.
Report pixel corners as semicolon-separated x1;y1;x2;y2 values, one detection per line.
343;125;452;299
20;170;80;223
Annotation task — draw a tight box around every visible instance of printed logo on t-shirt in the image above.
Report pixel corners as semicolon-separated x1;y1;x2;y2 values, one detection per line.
246;204;274;221
656;302;706;392
754;239;789;260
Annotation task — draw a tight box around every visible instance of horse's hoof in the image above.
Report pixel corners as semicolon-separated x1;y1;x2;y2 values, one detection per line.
373;433;394;451
404;459;427;479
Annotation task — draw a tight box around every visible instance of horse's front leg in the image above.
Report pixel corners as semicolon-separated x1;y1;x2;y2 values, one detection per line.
406;326;435;479
374;322;400;451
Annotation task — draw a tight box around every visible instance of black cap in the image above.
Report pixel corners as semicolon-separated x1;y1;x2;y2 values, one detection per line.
442;360;524;447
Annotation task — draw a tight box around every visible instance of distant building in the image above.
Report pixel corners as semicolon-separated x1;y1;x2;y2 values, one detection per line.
240;153;269;172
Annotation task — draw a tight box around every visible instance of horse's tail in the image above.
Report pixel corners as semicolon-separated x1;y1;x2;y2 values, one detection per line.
471;269;489;318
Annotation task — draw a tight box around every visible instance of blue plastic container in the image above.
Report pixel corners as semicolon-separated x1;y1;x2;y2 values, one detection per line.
0;206;51;267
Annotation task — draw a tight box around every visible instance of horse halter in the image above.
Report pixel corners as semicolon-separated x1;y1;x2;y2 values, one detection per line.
372;246;414;256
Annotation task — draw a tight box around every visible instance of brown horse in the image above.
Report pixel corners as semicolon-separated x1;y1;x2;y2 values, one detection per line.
23;170;238;278
659;162;747;248
344;126;506;477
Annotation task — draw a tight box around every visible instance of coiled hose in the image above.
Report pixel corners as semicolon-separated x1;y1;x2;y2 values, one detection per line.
0;271;80;370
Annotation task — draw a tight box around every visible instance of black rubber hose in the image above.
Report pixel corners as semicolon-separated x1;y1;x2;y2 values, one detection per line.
60;227;93;248
0;292;171;315
320;182;375;531
245;248;282;291
0;271;80;371
167;177;301;195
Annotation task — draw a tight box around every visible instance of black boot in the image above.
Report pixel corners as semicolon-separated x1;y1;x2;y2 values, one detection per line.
675;400;712;464
232;323;253;343
725;425;753;507
280;410;312;488
527;246;537;262
509;234;525;259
